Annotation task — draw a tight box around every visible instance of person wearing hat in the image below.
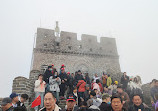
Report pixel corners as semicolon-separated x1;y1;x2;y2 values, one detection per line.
9;93;19;108
1;97;14;111
61;94;78;111
108;81;118;95
99;93;111;111
59;67;68;99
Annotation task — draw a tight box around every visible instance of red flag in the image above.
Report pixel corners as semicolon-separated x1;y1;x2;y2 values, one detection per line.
31;95;41;108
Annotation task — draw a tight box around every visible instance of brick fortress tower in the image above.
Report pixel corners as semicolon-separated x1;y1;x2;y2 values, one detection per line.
12;21;122;105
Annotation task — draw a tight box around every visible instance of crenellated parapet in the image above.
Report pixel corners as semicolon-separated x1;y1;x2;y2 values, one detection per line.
35;28;119;56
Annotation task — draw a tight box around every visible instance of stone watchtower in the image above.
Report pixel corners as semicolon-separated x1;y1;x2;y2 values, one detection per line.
12;22;121;105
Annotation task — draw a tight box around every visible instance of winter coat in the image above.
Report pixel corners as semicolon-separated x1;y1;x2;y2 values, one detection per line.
102;76;107;85
49;76;61;92
128;104;151;111
43;69;53;84
98;83;103;93
34;80;46;92
85;75;91;84
121;75;129;89
107;77;112;87
99;102;110;111
74;74;84;85
93;83;100;94
76;80;86;92
150;86;158;102
87;97;102;107
118;91;130;110
83;90;90;102
59;72;67;84
67;75;74;86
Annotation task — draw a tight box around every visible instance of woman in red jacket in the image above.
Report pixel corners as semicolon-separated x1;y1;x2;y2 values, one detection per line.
76;79;86;105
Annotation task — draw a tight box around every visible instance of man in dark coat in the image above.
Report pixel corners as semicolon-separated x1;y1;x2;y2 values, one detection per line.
128;94;151;111
67;72;74;94
74;70;83;85
43;66;53;84
99;93;111;111
59;68;68;99
121;72;129;91
43;66;53;92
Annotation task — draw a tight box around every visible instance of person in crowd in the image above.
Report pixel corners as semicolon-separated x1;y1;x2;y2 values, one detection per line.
107;74;112;87
99;93;111;111
76;78;86;105
87;90;101;108
110;94;126;111
73;87;78;106
102;73;107;87
108;81;118;95
49;71;61;102
85;73;91;85
9;93;19;108
91;79;95;90
17;93;28;110
97;79;103;93
43;65;53;92
34;74;46;111
77;101;90;111
128;94;151;111
152;93;158;111
150;79;157;88
83;84;91;102
61;94;78;111
39;92;61;111
59;68;68;99
103;86;108;93
1;97;14;111
117;85;130;110
150;80;158;103
67;72;74;94
93;74;100;83
121;72;129;91
74;70;84;85
93;79;101;97
51;64;57;75
107;86;113;97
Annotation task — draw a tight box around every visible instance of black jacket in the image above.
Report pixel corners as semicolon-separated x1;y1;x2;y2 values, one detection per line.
43;69;53;84
99;102;110;111
16;101;27;111
74;74;83;85
59;72;67;84
128;104;151;111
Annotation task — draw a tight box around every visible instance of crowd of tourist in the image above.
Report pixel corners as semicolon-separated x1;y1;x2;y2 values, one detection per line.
1;64;158;111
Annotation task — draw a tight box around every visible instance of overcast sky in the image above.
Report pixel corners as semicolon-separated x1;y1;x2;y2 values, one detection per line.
0;0;158;97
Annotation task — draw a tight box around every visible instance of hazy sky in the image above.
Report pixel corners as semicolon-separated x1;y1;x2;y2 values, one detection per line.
0;0;158;97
